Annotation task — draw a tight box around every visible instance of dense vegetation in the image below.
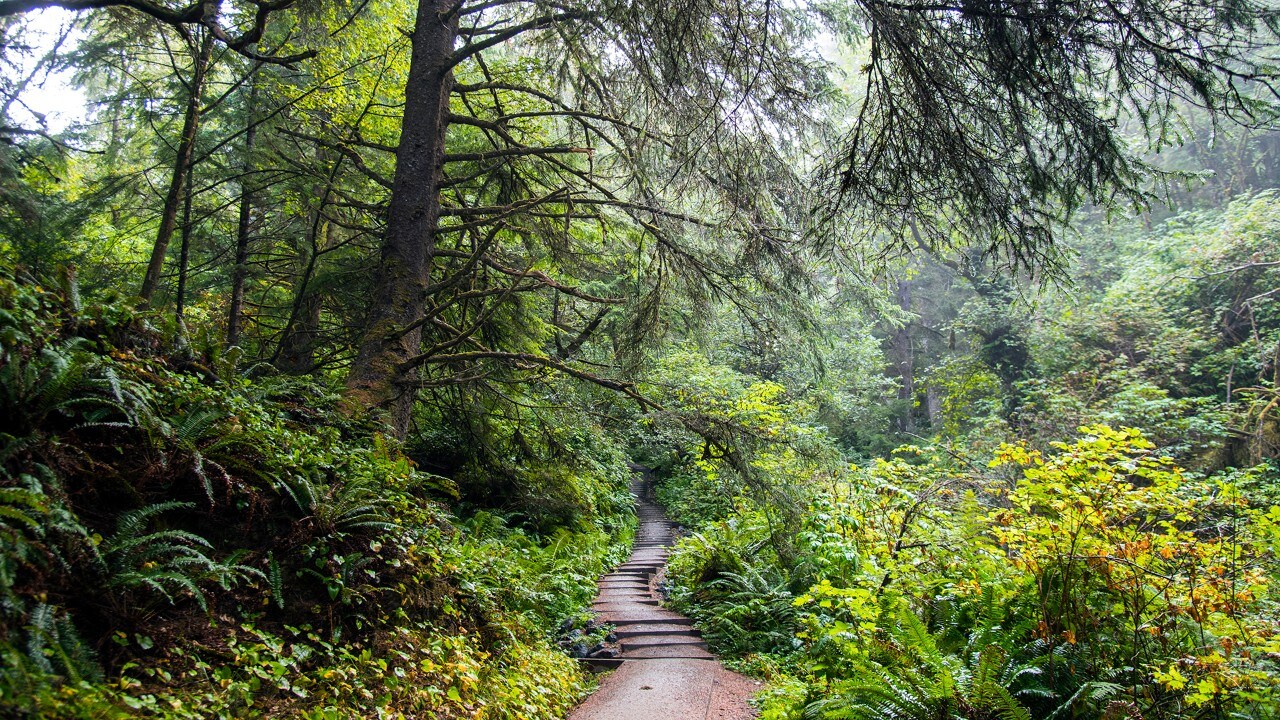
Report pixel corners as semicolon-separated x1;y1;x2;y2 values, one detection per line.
1;0;1279;718
658;193;1280;719
0;274;633;717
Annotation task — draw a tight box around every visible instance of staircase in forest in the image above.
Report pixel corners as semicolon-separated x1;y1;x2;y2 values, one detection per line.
586;469;711;665
567;466;758;720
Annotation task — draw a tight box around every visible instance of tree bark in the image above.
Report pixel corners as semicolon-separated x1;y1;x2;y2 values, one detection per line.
890;278;915;434
344;0;459;437
174;170;194;321
276;277;323;372
227;77;258;348
139;31;214;304
276;209;333;373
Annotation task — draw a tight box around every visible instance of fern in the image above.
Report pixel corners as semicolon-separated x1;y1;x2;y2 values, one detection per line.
0;483;51;598
102;502;260;612
0;467;90;604
692;564;798;655
322;483;395;535
805;610;1057;720
24;603;102;683
0;485;46;533
1;334;158;442
267;551;285;609
279;476;395;537
278;474;320;516
1047;681;1126;720
168;406;224;446
808;672;950;720
967;646;1033;720
156;405;258;506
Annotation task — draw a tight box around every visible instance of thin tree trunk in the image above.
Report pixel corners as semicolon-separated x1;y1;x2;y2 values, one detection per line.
276;210;332;373
890;279;915;434
107;49;127;228
139;31;214;304
227;78;258;348
925;385;942;429
345;0;459;438
277;283;324;372
274;142;339;372
175;173;194;321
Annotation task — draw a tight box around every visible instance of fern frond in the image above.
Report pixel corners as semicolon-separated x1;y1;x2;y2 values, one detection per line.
267;552;285;609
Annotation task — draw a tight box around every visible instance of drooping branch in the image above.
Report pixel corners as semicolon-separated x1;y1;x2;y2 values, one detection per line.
448;10;590;68
0;0;315;65
404;350;660;410
443;145;593;163
826;0;1280;274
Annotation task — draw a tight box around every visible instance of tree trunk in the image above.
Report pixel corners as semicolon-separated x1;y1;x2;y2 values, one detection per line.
276;210;333;373
275;142;338;373
139;32;214;304
345;0;459;438
276;279;324;372
227;78;258;348
175;172;194;321
924;385;942;429
890;279;915;434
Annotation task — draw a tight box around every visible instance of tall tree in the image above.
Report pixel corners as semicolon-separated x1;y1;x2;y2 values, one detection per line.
343;0;459;431
139;28;211;303
226;75;258;347
338;0;1280;438
344;0;833;437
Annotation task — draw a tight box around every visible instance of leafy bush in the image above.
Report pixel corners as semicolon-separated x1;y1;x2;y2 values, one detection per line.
664;426;1280;720
0;272;630;718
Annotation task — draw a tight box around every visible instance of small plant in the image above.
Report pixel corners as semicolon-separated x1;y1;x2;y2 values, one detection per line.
101;501;261;613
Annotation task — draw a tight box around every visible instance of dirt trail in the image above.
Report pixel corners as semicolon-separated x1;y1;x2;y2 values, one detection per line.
567;467;760;720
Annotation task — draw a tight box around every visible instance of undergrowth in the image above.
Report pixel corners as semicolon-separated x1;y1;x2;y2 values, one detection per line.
0;272;632;718
651;369;1280;720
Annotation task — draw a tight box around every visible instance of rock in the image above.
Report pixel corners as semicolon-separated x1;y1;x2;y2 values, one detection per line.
589;647;620;658
605;632;618;642
570;643;590;658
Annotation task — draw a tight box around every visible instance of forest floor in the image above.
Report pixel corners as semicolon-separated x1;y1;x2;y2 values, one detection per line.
567;468;761;720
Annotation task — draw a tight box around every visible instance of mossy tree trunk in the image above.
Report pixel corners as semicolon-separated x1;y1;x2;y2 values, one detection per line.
227;77;258;348
344;0;459;437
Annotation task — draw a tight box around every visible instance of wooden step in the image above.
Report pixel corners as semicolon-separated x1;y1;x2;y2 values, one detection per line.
610;617;693;627
622;645;715;659
614;627;701;639
579;657;625;671
621;638;707;650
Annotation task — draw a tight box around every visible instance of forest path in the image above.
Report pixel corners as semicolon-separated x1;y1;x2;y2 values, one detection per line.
566;466;760;720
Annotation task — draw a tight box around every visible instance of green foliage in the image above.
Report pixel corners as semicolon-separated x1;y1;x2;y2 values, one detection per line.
0;273;626;718
2;2;1279;717
667;513;800;656
664;425;1280;720
102;500;262;613
655;463;738;527
599;187;1280;716
643;349;844;566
